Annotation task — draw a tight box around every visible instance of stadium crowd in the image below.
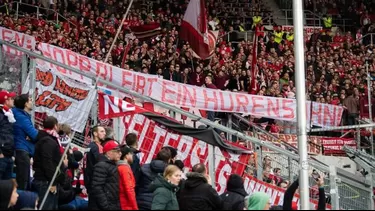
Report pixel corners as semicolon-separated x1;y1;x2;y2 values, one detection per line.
1;0;374;132
0;102;327;210
0;0;373;209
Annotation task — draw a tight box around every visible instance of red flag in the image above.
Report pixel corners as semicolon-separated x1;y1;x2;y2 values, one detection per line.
249;27;259;94
121;43;131;68
129;23;161;41
179;0;210;60
98;92;145;119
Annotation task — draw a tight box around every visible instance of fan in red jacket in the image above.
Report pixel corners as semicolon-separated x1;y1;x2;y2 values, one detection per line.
118;145;138;210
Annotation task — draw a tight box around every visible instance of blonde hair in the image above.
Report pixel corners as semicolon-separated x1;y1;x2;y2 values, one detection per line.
163;165;181;179
59;124;71;136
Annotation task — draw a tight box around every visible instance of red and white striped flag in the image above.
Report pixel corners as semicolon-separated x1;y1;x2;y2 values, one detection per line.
179;0;211;60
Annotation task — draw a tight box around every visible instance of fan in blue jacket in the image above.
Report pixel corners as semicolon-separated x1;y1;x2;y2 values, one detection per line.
12;94;38;190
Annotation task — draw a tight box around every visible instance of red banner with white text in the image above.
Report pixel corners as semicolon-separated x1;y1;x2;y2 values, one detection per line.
321;138;357;155
118;113;251;194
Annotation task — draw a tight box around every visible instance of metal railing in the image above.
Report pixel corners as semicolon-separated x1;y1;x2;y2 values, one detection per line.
1;23;374;210
0;1;76;27
279;9;353;30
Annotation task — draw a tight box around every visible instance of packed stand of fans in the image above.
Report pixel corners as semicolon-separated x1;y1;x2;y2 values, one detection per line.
0;94;328;210
1;0;375;133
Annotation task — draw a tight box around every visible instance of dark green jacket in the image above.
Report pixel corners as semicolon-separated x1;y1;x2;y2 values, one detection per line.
150;174;179;210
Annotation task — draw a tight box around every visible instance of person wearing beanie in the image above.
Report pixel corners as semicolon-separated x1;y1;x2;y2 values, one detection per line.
0;179;19;210
13;190;38;210
220;174;248;210
162;146;178;164
247;192;271;210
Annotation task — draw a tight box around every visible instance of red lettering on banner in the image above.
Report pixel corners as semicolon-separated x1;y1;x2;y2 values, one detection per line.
79;56;91;73
35;90;72;112
267;98;280;117
251;96;264;115
282;99;294;119
14;33;25;48
96;62;113;82
66;50;78;67
161;81;176;104
323;105;334;126
53;48;68;74
121;71;133;87
311;103;322;124
146;78;157;96
181;86;197;107
2;29;12;42
135;75;146;95
203;90;218;110
35;69;53;86
219;92;234;111
42;44;52;60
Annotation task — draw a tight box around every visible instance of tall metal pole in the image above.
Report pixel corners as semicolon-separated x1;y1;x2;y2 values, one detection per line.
366;60;374;156
293;0;310;209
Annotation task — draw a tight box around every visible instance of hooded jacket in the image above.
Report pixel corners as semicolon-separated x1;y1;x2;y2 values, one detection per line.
247;192;270;210
0;180;14;210
178;172;222;210
150;174;179;210
220;174;248;210
13;190;38;210
136;160;167;210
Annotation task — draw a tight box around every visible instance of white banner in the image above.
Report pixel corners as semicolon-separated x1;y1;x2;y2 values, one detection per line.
23;63;96;132
0;26;36;55
37;43;344;127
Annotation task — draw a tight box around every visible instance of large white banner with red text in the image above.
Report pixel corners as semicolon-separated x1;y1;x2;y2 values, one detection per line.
23;64;96;132
0;26;35;55
118;113;251;194
36;43;344;127
243;175;330;209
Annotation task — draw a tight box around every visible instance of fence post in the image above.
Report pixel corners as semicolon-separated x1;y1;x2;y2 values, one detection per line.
21;54;28;93
208;144;216;189
0;45;3;73
37;6;39;20
29;58;36;124
329;165;340;210
255;144;263;180
227;114;232;141
369;173;374;210
288;157;293;182
16;1;19;19
356;127;361;151
91;82;98;127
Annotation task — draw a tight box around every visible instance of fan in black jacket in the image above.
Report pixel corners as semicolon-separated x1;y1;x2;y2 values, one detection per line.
283;175;326;210
220;174;248;210
88;140;121;210
32;116;64;210
178;164;223;210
